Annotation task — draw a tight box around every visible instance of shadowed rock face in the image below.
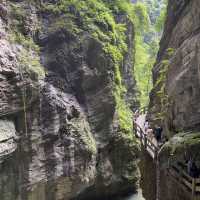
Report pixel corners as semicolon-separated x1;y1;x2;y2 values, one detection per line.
0;1;139;199
148;0;200;199
149;0;200;134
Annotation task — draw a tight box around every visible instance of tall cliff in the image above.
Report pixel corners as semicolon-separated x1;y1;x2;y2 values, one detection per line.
0;0;139;199
149;0;200;199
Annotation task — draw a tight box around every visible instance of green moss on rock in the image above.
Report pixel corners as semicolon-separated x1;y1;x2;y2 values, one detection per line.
8;1;45;79
152;48;175;123
43;0;136;140
69;116;97;155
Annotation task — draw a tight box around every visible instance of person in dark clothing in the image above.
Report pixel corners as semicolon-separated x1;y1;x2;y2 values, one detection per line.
154;126;163;142
188;159;199;178
144;119;149;132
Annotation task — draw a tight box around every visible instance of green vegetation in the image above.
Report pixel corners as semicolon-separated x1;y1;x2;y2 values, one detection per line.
7;0;167;137
8;31;45;79
41;0;136;136
134;0;167;107
70;117;97;154
155;7;167;32
39;0;168;135
7;1;46;137
154;48;175;121
8;2;45;79
18;49;45;79
9;2;27;33
163;132;200;162
9;32;40;52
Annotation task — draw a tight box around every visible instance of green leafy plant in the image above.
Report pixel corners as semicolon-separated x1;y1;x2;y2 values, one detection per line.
133;0;167;107
154;48;175;121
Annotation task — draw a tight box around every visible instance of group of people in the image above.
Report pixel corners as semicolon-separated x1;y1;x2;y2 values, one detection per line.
133;109;163;144
144;120;163;144
134;109;200;179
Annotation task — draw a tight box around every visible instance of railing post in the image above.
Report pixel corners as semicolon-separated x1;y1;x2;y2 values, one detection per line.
154;148;158;161
192;178;196;198
144;135;147;149
134;125;137;138
140;129;143;144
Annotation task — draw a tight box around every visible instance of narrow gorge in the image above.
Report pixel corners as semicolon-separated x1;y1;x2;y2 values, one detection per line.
0;0;199;200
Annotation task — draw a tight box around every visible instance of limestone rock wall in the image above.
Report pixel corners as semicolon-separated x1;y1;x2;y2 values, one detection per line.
148;0;200;199
149;0;200;134
0;1;139;200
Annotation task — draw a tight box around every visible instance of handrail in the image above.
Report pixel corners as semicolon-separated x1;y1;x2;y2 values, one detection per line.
134;110;200;197
137;124;200;196
134;120;159;159
169;162;200;196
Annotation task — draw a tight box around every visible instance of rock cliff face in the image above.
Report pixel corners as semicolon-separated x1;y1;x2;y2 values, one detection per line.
149;0;200;134
149;0;200;199
0;0;139;200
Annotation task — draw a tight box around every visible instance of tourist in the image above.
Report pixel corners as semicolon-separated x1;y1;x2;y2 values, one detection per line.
154;125;163;142
188;158;199;178
134;109;140;122
146;128;154;141
144;119;149;132
187;158;192;174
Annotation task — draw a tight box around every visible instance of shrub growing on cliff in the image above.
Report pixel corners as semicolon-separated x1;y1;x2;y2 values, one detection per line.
9;2;26;33
8;31;45;79
154;48;175;122
18;49;45;79
8;1;45;79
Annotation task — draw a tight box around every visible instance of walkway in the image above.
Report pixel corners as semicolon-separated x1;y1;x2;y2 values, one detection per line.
134;112;200;198
135;114;159;160
168;162;200;198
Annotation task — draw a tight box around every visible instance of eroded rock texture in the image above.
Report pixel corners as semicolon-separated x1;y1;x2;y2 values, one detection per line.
0;1;139;199
149;0;200;199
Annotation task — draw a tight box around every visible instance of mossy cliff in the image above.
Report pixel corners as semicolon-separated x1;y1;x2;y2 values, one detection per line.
0;0;139;199
148;0;200;200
